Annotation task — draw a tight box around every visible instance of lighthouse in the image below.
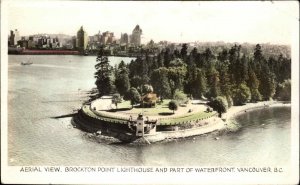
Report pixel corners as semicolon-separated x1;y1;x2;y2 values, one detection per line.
136;113;144;136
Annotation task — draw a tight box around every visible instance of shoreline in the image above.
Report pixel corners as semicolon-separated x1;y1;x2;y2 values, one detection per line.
150;101;291;142
223;101;291;122
76;100;291;144
8;52;140;57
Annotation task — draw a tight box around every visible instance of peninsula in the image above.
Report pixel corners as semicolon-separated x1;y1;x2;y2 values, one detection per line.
73;42;291;144
74;96;290;144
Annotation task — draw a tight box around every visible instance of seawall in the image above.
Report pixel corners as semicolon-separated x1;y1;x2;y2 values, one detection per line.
74;100;291;144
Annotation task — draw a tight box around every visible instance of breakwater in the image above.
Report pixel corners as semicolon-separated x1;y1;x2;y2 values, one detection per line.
75;102;224;143
75;100;291;144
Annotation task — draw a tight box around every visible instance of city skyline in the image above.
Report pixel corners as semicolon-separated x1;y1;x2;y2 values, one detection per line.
5;1;298;45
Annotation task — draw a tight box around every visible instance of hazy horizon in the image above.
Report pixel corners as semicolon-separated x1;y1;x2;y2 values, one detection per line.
5;1;299;45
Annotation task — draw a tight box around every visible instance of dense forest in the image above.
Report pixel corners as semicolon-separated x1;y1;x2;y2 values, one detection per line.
94;43;291;108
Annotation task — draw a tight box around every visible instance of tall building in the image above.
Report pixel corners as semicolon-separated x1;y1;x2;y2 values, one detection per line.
130;25;142;46
28;36;35;49
14;29;20;45
9;29;20;46
100;31;115;45
76;26;88;51
120;33;129;44
9;30;15;46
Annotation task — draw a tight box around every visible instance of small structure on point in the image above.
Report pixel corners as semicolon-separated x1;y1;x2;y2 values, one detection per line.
128;113;157;137
141;93;157;108
136;113;144;136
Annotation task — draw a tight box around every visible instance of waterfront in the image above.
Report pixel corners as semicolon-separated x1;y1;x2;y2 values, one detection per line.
8;55;291;167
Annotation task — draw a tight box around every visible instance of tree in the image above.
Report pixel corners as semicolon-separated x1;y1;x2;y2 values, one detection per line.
274;55;291;83
168;100;178;114
232;83;251;105
142;84;154;94
190;47;198;61
218;62;231;98
173;90;188;104
218;49;229;63
254;44;264;62
275;79;291;101
207;96;228;117
259;65;276;100
115;63;130;96
180;43;188;61
168;58;187;96
240;55;249;83
247;66;262;102
112;93;122;109
151;67;172;99
253;44;264;80
130;75;142;89
185;67;207;99
118;60;126;69
94;49;115;97
141;74;150;85
195;69;207;98
228;44;242;84
207;67;221;99
124;87;141;108
203;48;215;65
163;48;172;67
122;42;290;109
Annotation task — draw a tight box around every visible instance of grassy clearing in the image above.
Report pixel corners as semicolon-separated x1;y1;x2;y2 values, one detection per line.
115;100;131;109
82;99;217;126
116;99;172;116
159;111;216;125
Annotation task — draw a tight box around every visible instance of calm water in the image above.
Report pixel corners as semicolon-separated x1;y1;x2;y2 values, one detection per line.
7;55;291;167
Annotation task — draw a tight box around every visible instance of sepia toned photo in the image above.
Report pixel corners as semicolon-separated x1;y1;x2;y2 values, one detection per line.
1;0;299;184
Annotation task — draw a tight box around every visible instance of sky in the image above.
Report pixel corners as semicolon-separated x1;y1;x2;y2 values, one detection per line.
5;0;299;45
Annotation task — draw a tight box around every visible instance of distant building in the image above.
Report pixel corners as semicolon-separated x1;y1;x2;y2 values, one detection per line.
9;30;15;46
76;26;88;52
120;33;129;44
17;40;28;49
101;31;115;45
26;35;61;49
28;36;35;49
130;25;142;46
9;29;20;46
14;29;20;45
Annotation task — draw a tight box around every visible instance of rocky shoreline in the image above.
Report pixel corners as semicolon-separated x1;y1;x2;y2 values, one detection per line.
75;101;291;144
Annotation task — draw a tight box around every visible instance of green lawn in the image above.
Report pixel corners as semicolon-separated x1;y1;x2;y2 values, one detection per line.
116;99;172;116
115;100;132;109
159;111;216;125
110;99;216;124
82;99;217;126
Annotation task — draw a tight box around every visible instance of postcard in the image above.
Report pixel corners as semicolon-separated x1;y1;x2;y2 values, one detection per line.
1;0;299;184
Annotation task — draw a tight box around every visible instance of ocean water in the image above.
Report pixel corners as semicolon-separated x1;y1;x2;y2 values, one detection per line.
7;55;291;168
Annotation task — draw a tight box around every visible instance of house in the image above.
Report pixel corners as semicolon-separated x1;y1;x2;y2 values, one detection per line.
141;93;157;107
